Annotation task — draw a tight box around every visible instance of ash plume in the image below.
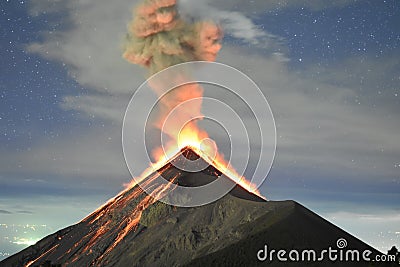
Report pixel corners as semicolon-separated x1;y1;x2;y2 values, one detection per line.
123;0;222;73
122;0;222;159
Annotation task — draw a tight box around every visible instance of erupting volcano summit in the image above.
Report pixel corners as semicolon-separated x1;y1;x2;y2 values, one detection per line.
2;146;265;267
1;147;386;267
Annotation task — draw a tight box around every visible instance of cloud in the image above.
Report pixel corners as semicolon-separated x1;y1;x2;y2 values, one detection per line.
322;209;400;252
0;210;12;214
326;211;400;222
61;93;129;122
218;46;400;180
27;0;145;94
179;0;284;50
18;0;400;194
17;210;34;214
25;0;285;122
208;0;357;14
28;0;72;17
0;125;131;181
309;55;400;111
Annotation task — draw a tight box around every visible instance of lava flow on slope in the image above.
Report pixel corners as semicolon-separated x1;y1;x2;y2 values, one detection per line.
4;146;264;267
2;146;389;267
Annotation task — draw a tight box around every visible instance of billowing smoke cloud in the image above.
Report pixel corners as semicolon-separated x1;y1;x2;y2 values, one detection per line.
123;0;222;73
123;0;222;160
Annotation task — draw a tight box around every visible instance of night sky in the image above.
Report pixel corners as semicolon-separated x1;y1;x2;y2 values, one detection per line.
1;0;400;260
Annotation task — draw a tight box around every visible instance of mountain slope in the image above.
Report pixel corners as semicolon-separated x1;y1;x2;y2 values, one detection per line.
0;148;392;267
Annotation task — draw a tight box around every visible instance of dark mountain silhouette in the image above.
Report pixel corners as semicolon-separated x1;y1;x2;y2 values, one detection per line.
1;147;396;267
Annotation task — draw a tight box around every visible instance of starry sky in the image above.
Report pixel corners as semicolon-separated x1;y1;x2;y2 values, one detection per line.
1;0;400;260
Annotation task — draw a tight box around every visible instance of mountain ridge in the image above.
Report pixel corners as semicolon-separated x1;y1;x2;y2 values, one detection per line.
1;147;394;266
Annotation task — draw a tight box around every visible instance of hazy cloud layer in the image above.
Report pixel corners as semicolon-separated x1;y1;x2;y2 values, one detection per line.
208;0;358;14
16;211;34;214
7;0;394;192
0;210;12;215
0;125;130;183
323;210;400;252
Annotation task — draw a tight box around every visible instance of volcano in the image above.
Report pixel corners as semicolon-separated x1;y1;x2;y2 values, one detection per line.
1;147;392;267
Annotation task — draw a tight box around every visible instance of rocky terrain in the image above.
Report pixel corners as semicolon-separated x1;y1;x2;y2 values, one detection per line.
1;148;393;267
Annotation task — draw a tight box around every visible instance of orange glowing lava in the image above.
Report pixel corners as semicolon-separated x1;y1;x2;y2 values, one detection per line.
134;122;263;198
23;133;265;266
